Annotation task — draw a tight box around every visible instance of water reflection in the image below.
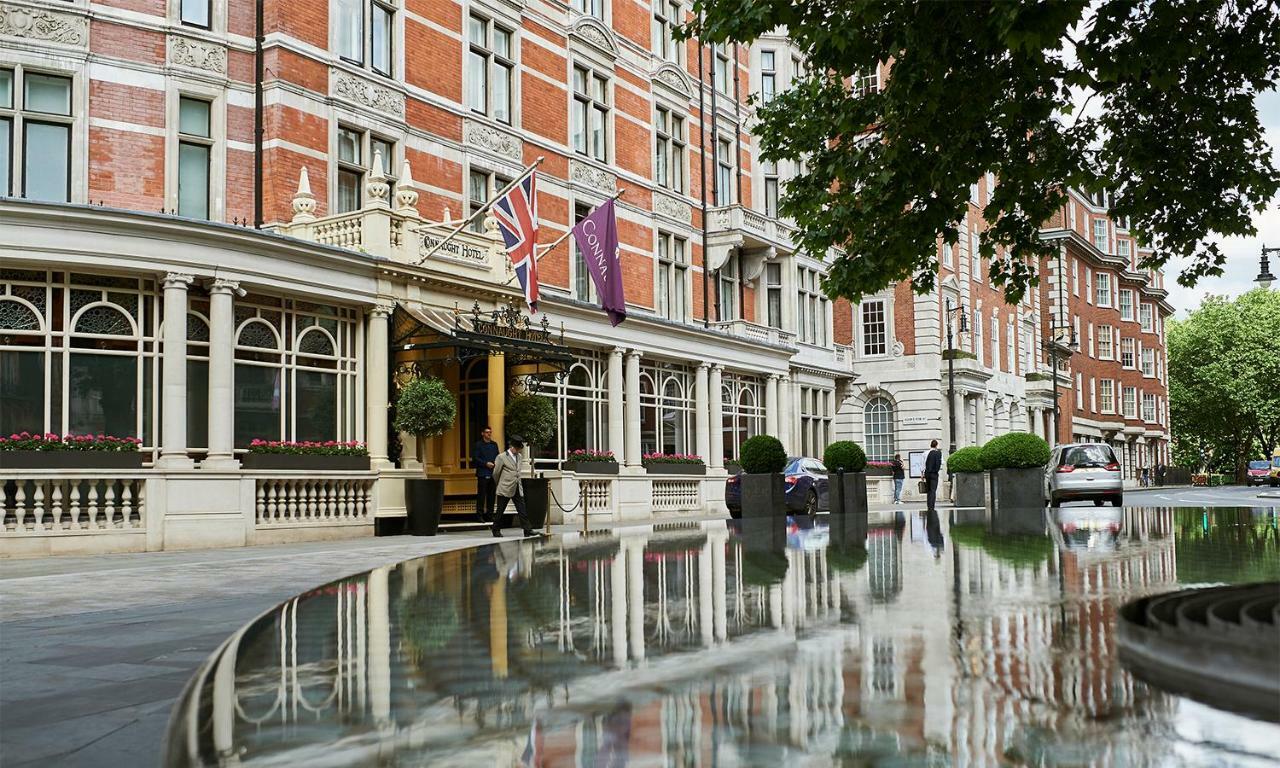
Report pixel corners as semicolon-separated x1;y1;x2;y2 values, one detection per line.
168;508;1280;767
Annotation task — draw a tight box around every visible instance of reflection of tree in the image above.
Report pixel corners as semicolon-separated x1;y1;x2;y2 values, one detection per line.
1173;509;1280;583
742;549;789;587
396;592;460;658
951;523;1053;569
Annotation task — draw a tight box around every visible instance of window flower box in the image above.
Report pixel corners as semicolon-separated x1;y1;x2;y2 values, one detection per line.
561;449;619;474
643;453;707;475
0;433;144;469
241;440;371;471
865;461;894;477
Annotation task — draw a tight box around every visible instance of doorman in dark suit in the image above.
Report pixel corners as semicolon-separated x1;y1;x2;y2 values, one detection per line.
924;439;943;511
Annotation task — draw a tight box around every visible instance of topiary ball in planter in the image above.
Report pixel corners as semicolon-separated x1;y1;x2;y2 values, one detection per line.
823;441;867;473
980;432;1051;470
740;435;787;475
504;394;556;451
947;446;985;474
393;377;457;438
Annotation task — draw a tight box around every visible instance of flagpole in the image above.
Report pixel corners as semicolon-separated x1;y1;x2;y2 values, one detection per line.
503;188;625;287
416;156;544;265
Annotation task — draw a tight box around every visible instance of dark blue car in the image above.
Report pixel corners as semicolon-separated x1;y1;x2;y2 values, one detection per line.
725;457;829;518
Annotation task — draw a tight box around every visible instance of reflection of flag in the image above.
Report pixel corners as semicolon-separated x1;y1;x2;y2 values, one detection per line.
491;173;540;312
520;717;541;766
570;199;626;326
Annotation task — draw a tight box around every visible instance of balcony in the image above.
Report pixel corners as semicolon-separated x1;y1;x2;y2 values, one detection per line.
706;204;796;253
710;318;796;349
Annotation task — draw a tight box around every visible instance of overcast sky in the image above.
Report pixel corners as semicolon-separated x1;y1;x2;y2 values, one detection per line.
1163;89;1280;316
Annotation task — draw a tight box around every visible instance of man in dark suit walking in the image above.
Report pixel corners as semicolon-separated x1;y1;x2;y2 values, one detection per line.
924;439;943;511
471;426;499;523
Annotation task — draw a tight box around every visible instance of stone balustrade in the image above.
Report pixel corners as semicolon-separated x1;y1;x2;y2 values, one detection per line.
3;473;147;534
254;475;377;527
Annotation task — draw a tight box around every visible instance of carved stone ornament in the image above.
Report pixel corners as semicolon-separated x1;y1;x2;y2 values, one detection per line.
0;4;87;46
570;160;616;194
464;119;522;161
333;73;406;118
653;193;691;224
892;339;905;357
169;36;227;75
569;17;618;58
652;64;692;99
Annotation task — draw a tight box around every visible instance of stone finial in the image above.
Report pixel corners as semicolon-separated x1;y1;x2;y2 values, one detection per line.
442;205;452;222
290;166;317;223
364;148;391;210
395;159;419;215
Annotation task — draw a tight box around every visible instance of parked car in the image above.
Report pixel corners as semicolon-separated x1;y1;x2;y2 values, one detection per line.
1247;460;1273;486
725;457;829;518
1044;443;1123;507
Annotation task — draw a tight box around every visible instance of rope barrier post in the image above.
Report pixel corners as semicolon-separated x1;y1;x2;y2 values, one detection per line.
542;471;550;535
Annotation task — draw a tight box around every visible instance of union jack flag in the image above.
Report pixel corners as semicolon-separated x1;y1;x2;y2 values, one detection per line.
490;172;540;311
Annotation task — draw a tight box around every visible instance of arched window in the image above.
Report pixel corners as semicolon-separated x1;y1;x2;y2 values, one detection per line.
864;397;895;461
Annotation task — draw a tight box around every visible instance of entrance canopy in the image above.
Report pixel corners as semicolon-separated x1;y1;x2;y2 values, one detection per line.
391;302;574;380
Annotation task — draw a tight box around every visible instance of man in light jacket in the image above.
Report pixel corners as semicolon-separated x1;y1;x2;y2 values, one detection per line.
491;436;532;537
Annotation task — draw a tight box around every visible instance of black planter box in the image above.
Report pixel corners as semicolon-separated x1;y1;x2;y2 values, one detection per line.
520;477;549;530
740;473;785;518
406;478;444;536
644;463;707;475
240;453;370;471
952;471;986;508
828;471;869;516
561;461;619;474
865;466;893;477
0;451;144;469
987;467;1045;513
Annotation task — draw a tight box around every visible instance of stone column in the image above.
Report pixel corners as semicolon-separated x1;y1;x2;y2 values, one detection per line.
975;394;988;445
777;374;792;453
157;273;195;469
708;364;724;469
365;305;392;468
694;363;710;464
610;544;628;666
367;566;391;725
698;537;714;647
203;279;239;470
954;390;969;449
627;539;646;661
765;375;779;438
624;350;642;468
609;347;625;463
712;533;727;641
487;352;505;448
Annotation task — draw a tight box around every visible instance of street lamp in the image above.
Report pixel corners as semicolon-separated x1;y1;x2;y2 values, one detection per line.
1258;246;1278;289
945;299;969;454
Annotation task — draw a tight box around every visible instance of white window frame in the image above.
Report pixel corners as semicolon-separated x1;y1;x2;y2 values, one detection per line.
1123;386;1137;418
1120;337;1136;369
1099;378;1114;414
572;64;610;162
1139;302;1153;332
654;106;686;193
334;0;397;78
1095;271;1112;307
656;231;688;322
0;65;78;203
859;299;887;357
652;0;684;63
466;14;516;125
759;48;777;103
1097;324;1113;359
1119;288;1134;321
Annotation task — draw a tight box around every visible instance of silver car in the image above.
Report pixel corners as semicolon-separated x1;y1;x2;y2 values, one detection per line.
1045;443;1123;507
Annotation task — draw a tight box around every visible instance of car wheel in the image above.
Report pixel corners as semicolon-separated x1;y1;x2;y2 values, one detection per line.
1093;498;1104;507
804;490;819;517
1111;495;1123;507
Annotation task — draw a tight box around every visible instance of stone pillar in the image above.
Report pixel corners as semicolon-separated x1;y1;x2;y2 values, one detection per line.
694;363;710;464
698;538;714;647
777;374;792;453
627;539;646;661
975;394;988;445
708;365;724;469
624;350;642;468
954;391;969;449
157;273;195;469
610;544;628;666
365;305;392;468
711;534;726;641
765;375;779;438
487;352;505;448
367;566;391;725
203;279;239;470
609;348;625;463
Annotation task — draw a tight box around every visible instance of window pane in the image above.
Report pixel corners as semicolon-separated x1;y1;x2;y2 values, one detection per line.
336;0;363;61
178;97;210;137
468;15;486;46
592;106;606;159
494;63;511;123
573;66;588;94
467;50;487;112
24;122;70;203
0;350;44;436
371;138;394;174
0;69;12;108
372;4;393;75
69;354;138;438
761;50;774;70
24;73;71;115
572;100;586;153
493;27;511;58
187;359;208;448
337;128;361;164
295;370;337;441
178;142;210;219
181;0;210;26
337;168;362;213
0;118;10;196
234;364;281;447
593;76;607;102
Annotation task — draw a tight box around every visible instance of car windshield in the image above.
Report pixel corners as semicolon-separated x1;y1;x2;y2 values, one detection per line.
1061;445;1115;467
1249;460;1270;470
784;458;804;474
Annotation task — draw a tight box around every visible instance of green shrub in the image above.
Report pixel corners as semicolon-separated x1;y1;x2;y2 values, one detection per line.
505;395;556;449
823;441;867;472
980;432;1050;470
739;434;788;474
393;377;456;437
741;550;789;586
947;446;985;474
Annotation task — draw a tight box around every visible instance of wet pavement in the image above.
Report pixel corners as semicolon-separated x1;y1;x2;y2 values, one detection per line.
167;506;1280;767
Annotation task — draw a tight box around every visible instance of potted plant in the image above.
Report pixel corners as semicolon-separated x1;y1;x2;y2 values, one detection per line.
393;377;456;536
504;394;556;530
0;432;144;469
561;449;619;474
737;434;788;518
979;432;1050;511
823;440;869;516
642;453;706;475
947;445;986;508
240;440;370;470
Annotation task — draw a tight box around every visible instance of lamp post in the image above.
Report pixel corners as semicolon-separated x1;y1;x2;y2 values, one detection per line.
945;299;969;454
1258;246;1277;289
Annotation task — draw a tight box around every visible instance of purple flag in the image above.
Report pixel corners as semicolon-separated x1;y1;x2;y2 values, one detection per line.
570;198;627;326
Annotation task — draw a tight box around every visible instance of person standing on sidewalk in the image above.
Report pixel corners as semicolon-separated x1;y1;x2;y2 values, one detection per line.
923;440;943;511
491;436;532;538
472;426;500;523
891;453;906;504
